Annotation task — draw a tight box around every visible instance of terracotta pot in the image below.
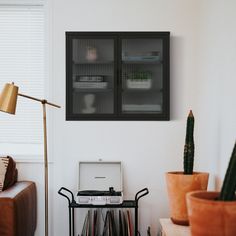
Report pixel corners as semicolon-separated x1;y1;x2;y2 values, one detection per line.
166;171;209;225
187;191;236;236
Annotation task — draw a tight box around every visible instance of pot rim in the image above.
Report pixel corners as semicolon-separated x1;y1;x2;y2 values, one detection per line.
187;190;236;204
166;171;209;175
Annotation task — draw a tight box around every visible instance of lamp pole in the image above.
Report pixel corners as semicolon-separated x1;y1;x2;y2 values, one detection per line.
42;101;49;236
18;95;60;236
0;83;60;236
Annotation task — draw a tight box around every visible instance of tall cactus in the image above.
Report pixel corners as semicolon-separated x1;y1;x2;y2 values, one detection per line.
219;142;236;201
183;110;195;175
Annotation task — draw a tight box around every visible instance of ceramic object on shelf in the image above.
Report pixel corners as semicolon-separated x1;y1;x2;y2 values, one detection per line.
86;46;97;61
82;94;96;114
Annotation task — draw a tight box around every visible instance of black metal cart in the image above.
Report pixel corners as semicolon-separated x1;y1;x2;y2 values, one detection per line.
58;187;149;236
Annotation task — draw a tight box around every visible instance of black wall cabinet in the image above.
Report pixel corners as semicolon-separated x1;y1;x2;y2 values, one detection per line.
66;32;170;120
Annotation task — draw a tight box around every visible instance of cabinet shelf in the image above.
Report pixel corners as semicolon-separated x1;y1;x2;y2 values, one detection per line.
122;60;162;64
122;111;162;114
122;88;162;93
73;88;113;93
73;60;114;65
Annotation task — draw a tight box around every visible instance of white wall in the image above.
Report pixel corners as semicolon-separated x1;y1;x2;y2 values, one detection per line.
16;0;236;235
196;0;236;187
51;1;209;235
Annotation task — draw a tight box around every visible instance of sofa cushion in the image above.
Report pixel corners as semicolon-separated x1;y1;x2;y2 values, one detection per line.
3;156;18;191
0;157;9;192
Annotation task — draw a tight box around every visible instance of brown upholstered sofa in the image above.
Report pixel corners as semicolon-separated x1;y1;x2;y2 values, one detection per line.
0;181;37;236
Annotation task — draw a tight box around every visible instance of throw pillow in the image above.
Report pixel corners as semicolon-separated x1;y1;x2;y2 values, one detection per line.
0;157;9;192
3;156;18;190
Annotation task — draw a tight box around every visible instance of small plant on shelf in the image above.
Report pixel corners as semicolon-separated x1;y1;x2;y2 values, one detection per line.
125;71;152;89
183;110;195;174
218;141;236;201
128;71;152;81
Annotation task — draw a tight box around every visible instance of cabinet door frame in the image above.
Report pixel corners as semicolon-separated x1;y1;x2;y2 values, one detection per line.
66;32;119;120
117;32;170;120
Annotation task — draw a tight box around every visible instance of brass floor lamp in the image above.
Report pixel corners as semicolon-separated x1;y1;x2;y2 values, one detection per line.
0;82;60;236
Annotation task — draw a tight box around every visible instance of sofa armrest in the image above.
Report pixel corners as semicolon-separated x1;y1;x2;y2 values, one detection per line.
0;181;37;236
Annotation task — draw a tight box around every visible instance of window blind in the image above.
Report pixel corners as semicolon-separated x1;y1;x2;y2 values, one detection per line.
0;2;44;148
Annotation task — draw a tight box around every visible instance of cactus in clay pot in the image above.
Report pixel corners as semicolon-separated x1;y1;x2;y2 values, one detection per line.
183;110;195;175
218;142;236;201
165;110;209;225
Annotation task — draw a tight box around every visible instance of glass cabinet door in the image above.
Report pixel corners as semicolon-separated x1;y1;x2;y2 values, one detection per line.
120;37;166;116
66;32;169;120
68;37;116;117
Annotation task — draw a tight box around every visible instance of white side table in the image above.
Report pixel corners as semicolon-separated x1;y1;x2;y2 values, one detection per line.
159;218;191;236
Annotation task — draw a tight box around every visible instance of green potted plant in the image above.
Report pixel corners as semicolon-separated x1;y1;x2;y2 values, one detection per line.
166;110;209;225
187;142;236;236
126;71;152;89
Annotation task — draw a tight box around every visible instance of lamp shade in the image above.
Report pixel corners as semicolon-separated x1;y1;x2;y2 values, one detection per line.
0;83;19;114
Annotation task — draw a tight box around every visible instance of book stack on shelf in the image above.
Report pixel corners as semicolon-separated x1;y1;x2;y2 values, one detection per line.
122;51;161;62
122;104;162;112
81;209;133;236
74;75;108;89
